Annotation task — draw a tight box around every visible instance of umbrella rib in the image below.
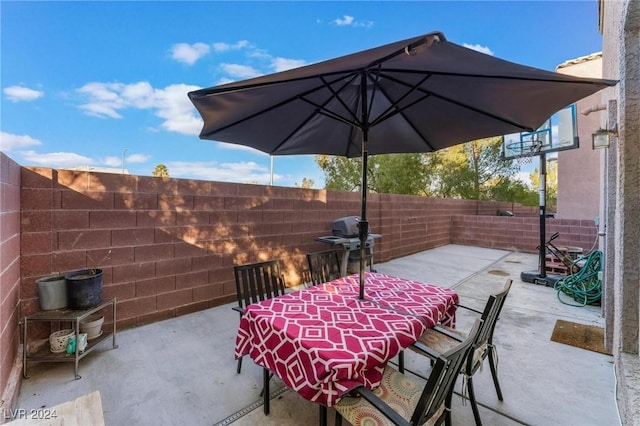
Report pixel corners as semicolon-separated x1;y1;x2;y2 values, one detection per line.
379;71;536;131
366;66;382;121
270;73;363;154
365;72;437;150
314;74;362;127
197;90;313;139
367;72;432;127
420;87;535;131
200;72;359;140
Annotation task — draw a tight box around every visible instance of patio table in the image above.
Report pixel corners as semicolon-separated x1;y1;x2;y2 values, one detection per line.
234;272;458;411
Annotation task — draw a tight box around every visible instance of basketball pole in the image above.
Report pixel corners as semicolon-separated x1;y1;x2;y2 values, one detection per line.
538;152;547;279
521;150;563;287
511;105;578;287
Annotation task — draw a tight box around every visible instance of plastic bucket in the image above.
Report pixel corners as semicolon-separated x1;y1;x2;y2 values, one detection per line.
65;269;103;310
36;274;68;310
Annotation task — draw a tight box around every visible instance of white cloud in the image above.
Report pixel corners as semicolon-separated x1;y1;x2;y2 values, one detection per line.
76;81;203;136
271;57;307;72
0;132;42;152
79;102;123;119
334;15;354;26
215;77;236;85
3;85;44;102
332;15;373;28
21;150;94;168
217;142;264;153
463;43;495;56
166;160;278;184
102;152;150;167
121;82;157;109
247;48;271;60
126;153;151;163
171;42;211;65
220;63;262;79
103;156;122;167
74;41;311;137
155;83;203;135
213;40;250;52
77;82;127;118
211;41;307;80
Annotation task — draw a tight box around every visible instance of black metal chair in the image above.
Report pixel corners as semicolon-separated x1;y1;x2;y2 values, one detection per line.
405;279;513;426
320;319;482;426
233;260;286;374
306;250;342;285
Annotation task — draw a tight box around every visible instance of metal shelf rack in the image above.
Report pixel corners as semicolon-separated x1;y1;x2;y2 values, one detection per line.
23;298;118;379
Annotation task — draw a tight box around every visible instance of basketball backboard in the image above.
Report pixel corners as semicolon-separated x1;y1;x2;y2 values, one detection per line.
501;104;578;160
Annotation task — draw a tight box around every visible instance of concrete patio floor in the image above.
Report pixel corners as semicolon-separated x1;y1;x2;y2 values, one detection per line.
14;245;620;425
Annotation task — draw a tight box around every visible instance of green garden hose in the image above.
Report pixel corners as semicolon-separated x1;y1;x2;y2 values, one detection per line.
554;250;603;307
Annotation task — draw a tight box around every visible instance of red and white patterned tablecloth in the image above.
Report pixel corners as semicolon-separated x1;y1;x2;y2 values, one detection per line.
234;272;458;407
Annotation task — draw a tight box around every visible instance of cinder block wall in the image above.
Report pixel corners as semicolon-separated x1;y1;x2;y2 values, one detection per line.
1;160;600;409
0;153;22;416
17;167;546;330
451;215;599;253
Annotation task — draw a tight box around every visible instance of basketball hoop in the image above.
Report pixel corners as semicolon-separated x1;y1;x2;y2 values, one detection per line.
507;139;543;166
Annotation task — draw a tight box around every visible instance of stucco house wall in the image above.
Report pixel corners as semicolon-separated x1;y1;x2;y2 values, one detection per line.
555;54;605;221
600;0;640;423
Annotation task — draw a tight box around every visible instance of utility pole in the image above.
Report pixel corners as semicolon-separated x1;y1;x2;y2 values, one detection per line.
270;155;274;185
122;148;128;174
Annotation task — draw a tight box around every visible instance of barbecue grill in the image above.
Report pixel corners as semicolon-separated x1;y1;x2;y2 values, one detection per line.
315;216;382;276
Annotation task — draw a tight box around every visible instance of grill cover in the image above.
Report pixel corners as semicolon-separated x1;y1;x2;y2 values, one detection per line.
332;216;361;238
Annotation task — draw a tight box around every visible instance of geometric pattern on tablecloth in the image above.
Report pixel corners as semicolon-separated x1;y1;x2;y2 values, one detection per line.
235;272;458;407
335;273;459;328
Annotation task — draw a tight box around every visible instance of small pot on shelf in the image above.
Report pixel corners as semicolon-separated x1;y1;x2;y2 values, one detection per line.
49;329;74;353
80;314;105;340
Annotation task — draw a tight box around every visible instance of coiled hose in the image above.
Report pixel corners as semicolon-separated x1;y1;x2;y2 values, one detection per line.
554;250;603;307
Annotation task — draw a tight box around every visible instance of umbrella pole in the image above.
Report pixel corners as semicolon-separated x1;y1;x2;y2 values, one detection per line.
359;144;368;300
359;71;369;300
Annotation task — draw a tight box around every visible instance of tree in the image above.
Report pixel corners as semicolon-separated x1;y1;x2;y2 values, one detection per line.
428;137;519;199
295;178;315;189
489;179;538;206
370;154;431;195
315;155;362;192
152;164;169;177
315;137;528;203
315;153;430;195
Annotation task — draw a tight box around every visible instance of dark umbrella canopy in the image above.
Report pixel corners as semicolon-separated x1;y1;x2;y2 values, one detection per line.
188;31;616;297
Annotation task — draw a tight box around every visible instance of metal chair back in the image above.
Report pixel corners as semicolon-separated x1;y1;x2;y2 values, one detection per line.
412;318;482;425
233;259;286;312
306;250;342;285
474;279;512;360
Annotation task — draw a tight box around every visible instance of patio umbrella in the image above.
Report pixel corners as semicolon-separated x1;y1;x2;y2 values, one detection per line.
188;31;616;299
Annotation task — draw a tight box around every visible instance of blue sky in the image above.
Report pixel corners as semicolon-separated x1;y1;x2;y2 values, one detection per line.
1;1;603;188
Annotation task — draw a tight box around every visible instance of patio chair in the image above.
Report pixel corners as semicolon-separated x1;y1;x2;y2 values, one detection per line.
320;319;482;426
405;279;512;426
233;259;286;374
306;249;342;285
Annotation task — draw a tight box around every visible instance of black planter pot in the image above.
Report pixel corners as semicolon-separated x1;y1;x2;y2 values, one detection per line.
65;269;103;310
